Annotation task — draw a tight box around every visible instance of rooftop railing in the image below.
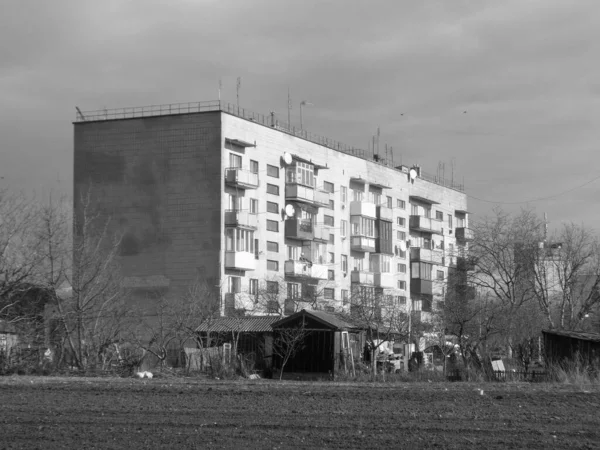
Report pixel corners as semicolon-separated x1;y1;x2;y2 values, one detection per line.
75;100;464;192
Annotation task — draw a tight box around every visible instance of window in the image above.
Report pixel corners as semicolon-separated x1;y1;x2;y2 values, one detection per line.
340;186;347;204
250;160;259;174
341;220;347;237
456;215;465;228
267;164;279;178
266;281;279;294
351;216;375;237
249;279;258;296
250;199;258;214
287;245;299;260
342;289;349;305
397;249;406;259
341;254;348;273
266;183;279;195
267;260;279;271
266;201;279;214
397;199;406;209
352;189;363;202
328;252;335;263
397;280;406;290
324;215;334;226
267;241;279;252
228;194;242;211
328;199;335;210
229;153;242;168
266;220;279;232
328;270;335;280
386;196;392;208
411;204;419;215
411;262;433;280
424;208;431;218
397;263;407;273
254;239;259;259
323;181;334;193
435;210;443;221
397;231;406;240
397;217;406;227
225;228;255;252
437;270;444;280
423;237;431;250
287;282;300;299
397;296;407;306
448;214;453;229
228;276;241;293
324;288;335;300
328;233;334;244
287;162;315;187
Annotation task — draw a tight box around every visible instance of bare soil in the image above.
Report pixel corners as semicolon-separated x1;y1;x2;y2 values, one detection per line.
0;376;599;449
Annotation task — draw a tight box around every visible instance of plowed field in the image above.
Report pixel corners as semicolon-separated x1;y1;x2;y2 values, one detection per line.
1;377;599;449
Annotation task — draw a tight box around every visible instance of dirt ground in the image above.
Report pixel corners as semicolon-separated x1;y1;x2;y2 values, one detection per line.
0;376;599;449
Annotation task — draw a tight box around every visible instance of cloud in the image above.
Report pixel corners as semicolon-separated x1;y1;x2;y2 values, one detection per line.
1;0;600;227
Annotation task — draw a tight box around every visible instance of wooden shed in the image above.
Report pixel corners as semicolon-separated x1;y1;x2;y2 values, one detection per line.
543;329;600;367
271;309;364;377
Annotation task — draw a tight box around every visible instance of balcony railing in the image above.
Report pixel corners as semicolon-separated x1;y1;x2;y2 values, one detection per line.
225;168;259;189
410;279;433;295
283;260;328;280
376;205;393;222
285;183;330;207
224;210;258;229
410;247;443;264
455;227;474;241
409;216;443;234
285;218;314;240
351;270;375;285
350;201;376;218
224;251;256;271
350;235;376;252
374;272;395;288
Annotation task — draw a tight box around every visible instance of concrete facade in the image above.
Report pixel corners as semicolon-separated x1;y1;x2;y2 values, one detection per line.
73;104;469;320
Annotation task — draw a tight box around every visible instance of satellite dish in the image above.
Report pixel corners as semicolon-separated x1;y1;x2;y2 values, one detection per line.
399;241;407;252
283;152;292;165
409;169;418;180
285;204;295;217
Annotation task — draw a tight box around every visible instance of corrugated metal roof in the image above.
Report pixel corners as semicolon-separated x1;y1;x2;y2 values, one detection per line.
272;309;360;330
543;329;600;343
196;316;280;333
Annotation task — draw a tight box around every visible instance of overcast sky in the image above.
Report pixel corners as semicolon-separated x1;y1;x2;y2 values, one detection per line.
2;0;599;230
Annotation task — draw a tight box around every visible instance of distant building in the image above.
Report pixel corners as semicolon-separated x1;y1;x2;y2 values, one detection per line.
73;100;469;321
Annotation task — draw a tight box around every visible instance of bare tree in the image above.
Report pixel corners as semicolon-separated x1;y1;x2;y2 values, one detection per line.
532;223;600;330
346;286;409;378
272;318;308;380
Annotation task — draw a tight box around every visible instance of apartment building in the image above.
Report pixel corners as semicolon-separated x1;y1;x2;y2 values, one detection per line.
73;101;470;320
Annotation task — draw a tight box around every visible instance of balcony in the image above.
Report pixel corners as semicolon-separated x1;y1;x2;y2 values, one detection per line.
284;260;328;280
351;270;374;285
409;216;443;234
350;235;376;252
224;251;256;271
285;183;330;208
224;210;258;229
225;168;259;189
376;205;393;222
313;226;329;242
374;272;395;288
350;201;376;219
410;279;433;295
457;256;476;271
455;227;474;242
410;247;443;264
285;218;314;240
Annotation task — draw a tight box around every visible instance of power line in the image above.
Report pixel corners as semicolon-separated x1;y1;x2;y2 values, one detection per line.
467;173;600;205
